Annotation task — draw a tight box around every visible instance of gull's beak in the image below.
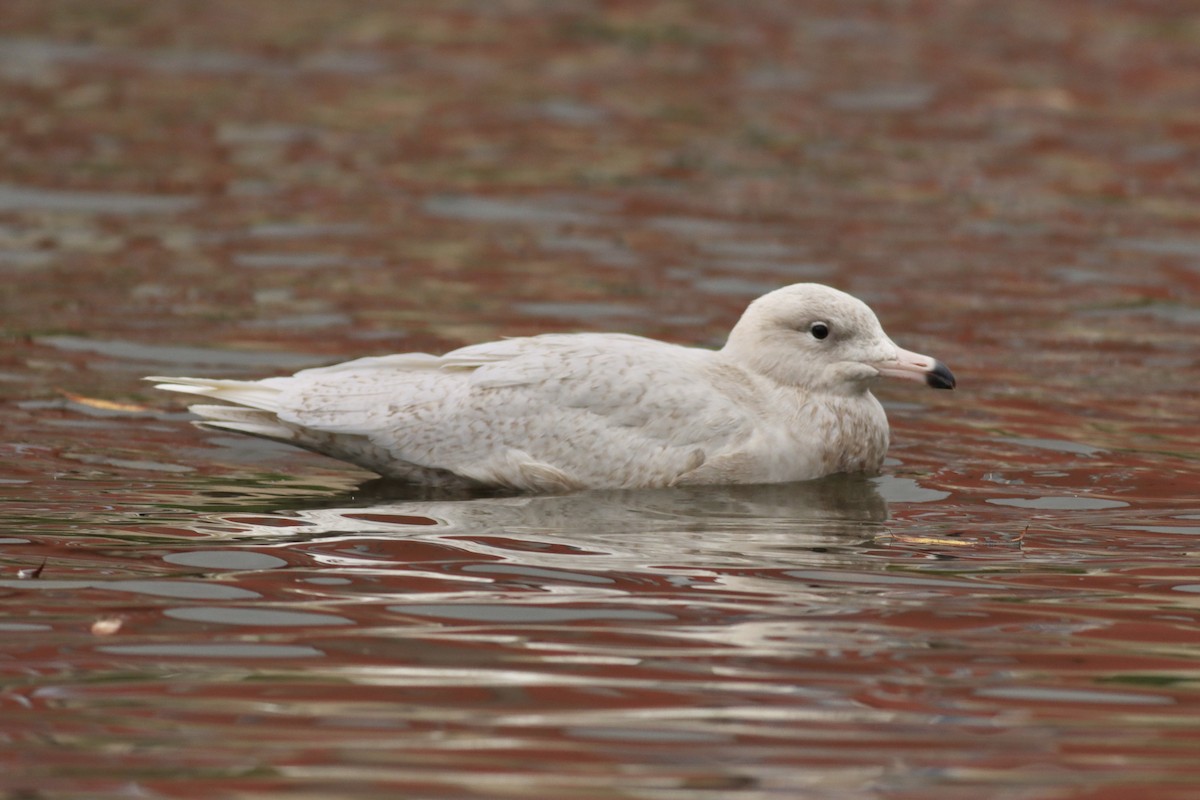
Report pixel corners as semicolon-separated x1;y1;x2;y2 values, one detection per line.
876;346;956;390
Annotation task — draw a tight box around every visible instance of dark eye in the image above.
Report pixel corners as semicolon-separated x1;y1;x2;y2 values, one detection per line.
809;322;830;340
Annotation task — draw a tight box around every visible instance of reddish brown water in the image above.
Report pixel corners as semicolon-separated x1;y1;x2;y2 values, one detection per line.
2;3;1200;799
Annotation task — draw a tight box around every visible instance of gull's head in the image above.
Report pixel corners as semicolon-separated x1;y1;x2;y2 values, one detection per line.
722;283;956;394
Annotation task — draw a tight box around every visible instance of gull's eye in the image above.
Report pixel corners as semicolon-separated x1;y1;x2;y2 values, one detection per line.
809;322;830;340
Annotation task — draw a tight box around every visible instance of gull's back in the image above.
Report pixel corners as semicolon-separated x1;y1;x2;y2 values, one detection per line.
155;333;762;491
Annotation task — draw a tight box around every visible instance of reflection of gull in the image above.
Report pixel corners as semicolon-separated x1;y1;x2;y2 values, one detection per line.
151;283;954;491
210;477;890;567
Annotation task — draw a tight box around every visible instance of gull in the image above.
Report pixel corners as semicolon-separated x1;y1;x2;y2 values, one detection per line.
149;283;954;492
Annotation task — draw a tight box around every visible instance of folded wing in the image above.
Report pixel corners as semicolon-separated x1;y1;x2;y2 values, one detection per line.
155;334;758;491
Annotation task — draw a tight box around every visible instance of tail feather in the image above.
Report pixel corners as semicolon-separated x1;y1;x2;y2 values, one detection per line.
148;373;418;477
186;404;274;423
146;376;284;413
193;420;297;440
185;403;296;440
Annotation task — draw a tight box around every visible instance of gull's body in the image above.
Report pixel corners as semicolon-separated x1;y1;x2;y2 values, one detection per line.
150;284;954;492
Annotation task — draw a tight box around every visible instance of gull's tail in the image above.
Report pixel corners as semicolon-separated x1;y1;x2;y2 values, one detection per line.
146;376;295;440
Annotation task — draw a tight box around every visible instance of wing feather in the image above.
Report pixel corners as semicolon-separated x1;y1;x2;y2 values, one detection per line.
156;333;760;490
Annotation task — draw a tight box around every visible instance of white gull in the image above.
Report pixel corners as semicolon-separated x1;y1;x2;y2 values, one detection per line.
149;283;954;492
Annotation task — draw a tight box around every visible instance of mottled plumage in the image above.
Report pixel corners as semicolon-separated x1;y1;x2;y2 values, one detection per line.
149;283;954;492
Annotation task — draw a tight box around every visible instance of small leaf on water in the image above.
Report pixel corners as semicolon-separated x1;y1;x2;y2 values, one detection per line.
17;559;46;579
59;389;151;413
91;617;125;636
892;534;975;547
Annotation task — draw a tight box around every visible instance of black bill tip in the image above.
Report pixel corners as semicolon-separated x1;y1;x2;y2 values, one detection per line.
925;360;956;390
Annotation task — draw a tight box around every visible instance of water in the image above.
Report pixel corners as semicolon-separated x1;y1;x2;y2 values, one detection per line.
3;393;1198;798
3;3;1200;799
